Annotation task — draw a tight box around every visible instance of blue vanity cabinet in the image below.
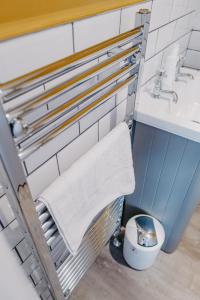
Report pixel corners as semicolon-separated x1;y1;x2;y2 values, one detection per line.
125;122;200;253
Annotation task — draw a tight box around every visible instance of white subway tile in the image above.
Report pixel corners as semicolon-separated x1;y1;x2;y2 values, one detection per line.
0;195;15;227
16;238;32;262
99;99;128;139
120;1;152;33
40;288;51;300
31;267;43;285
188;31;200;50
170;0;189;21
35;278;48;296
149;0;174;31
22;254;38;276
186;0;199;12
179;33;191;53
115;73;130;105
173;16;188;41
115;98;128;123
156;21;176;53
3;219;24;248
145;30;158;59
24;122;79;174
79;96;115;132
27;157;59;200
142;52;163;84
116;86;129;105
193;11;200;30
184;49;200;69
73;11;121;52
58;123;98;173
0;25;73;83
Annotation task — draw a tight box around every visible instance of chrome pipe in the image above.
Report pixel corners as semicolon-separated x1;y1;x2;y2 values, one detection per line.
1;29;142;100
18;74;137;160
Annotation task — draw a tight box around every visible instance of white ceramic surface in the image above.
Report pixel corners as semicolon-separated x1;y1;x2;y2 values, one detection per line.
135;68;200;143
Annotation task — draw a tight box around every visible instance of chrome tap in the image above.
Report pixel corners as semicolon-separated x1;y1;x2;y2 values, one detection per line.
152;70;179;103
176;55;194;80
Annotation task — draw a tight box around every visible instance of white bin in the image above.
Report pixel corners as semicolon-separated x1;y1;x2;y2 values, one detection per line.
123;214;165;270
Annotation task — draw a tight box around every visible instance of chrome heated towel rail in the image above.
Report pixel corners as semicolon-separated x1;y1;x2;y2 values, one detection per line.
0;9;150;300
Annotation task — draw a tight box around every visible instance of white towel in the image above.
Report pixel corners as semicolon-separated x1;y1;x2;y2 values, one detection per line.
39;122;135;255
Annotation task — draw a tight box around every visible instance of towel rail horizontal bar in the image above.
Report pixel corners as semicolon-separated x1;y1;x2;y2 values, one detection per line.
55;203;121;272
36;197;122;273
1;27;142;100
57;198;124;295
58;203;121;283
6;46;139;121
15;62;138;144
18;74;137;160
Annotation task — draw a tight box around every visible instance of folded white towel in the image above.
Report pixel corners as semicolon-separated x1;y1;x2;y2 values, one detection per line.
39;122;135;255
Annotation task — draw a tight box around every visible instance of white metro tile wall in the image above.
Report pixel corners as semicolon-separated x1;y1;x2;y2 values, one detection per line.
0;24;73;83
140;0;199;85
120;1;152;33
73;10;121;52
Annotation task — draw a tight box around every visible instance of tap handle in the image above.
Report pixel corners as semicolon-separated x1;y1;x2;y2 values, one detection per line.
157;69;166;78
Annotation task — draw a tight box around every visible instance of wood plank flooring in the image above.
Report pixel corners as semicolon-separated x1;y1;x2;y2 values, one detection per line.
71;205;200;300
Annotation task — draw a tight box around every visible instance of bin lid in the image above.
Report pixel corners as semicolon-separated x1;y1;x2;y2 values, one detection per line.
135;216;158;247
125;214;165;250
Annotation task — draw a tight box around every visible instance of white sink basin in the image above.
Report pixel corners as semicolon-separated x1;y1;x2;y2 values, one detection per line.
135;68;200;143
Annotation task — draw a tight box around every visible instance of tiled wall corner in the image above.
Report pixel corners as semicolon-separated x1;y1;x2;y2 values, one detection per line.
141;0;198;86
184;10;200;69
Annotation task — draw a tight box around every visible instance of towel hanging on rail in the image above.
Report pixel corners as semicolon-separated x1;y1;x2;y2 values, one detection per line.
39;122;135;255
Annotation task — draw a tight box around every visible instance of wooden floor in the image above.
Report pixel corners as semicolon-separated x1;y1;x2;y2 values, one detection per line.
71;205;200;300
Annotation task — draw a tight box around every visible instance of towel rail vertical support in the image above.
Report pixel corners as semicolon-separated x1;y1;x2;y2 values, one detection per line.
112;9;151;248
0;99;65;300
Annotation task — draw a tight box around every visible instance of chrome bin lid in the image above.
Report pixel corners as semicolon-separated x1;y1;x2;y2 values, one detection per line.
135;215;158;247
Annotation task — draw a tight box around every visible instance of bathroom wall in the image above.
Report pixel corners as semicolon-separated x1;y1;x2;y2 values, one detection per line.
140;0;199;87
0;1;151;299
185;9;200;69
